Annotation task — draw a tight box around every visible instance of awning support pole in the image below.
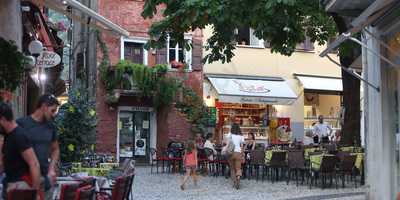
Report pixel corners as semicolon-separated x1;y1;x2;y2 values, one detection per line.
326;54;380;92
347;37;400;69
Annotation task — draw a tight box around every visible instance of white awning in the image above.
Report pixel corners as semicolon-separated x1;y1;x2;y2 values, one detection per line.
295;74;342;92
207;75;297;105
44;0;129;37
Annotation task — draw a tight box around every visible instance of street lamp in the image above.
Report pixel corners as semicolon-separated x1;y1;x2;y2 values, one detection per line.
28;39;45;94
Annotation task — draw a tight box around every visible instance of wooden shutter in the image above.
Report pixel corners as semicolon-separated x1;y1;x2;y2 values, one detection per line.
191;38;203;71
156;48;168;64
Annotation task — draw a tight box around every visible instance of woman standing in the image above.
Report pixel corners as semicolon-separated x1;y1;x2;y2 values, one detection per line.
180;141;198;190
228;123;245;189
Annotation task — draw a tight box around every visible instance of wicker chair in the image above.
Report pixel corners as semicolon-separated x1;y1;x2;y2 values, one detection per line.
74;185;95;200
265;151;287;182
310;155;338;189
286;150;306;186
59;183;81;200
336;155;357;188
247;150;265;181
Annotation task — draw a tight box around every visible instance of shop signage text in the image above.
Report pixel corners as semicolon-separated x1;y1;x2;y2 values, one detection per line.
233;80;271;94
36;51;61;68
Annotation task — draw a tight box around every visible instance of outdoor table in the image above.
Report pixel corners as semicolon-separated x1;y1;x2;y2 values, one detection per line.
309;153;335;170
99;163;119;169
340;146;363;153
72;167;111;176
351;152;364;171
304;147;320;160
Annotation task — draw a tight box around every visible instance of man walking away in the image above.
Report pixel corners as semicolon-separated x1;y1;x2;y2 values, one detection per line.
0;102;41;199
17;94;60;200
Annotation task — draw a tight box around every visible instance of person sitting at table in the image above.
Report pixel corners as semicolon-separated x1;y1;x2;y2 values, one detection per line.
246;132;256;151
313;115;332;144
195;133;205;149
204;133;217;158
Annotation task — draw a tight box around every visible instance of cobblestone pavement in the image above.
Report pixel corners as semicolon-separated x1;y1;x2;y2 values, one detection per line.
132;167;366;200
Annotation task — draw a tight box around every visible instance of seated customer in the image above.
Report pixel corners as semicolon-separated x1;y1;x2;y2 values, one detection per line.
0;102;41;199
246;132;256;151
204;134;217;160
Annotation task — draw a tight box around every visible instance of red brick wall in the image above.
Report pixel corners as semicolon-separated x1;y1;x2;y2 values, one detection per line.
96;0;203;154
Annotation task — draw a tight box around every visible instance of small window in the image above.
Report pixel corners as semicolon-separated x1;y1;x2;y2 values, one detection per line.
167;35;192;70
235;27;264;47
124;42;145;64
295;36;315;51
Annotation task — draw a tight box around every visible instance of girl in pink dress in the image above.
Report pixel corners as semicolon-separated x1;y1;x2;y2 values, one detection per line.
180;141;198;190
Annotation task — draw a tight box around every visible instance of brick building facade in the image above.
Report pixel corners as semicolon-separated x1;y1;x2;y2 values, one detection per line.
96;0;203;162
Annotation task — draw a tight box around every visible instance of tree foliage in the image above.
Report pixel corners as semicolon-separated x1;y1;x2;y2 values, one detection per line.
142;0;337;63
55;87;97;163
0;37;27;92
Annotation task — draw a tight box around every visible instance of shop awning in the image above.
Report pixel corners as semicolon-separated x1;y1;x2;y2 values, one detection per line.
43;0;129;36
207;75;297;105
295;74;342;93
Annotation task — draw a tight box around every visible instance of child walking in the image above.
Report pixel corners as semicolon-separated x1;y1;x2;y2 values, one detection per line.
180;141;198;190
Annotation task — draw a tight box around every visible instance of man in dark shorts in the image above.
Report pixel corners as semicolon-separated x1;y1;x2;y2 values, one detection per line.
17;94;60;200
0;102;41;198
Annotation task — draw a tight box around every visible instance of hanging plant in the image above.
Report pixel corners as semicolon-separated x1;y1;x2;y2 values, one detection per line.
0;37;27;100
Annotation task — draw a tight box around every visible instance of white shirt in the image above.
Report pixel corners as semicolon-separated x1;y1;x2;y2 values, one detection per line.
204;140;217;154
227;133;245;153
313;122;332;138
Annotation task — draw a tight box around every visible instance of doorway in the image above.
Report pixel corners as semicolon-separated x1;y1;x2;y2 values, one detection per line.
118;110;151;163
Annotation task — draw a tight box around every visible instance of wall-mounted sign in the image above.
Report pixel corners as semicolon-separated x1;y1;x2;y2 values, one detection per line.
36;51;61;68
129;107;153;112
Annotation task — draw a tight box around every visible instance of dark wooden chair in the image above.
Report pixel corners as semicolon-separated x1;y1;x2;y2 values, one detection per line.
286;150;306;186
59;183;81;200
310;155;338;189
247;150;265;181
97;175;130;200
74;185;95;200
265;151;287;182
204;147;217;175
7;189;37;200
123;173;135;200
337;155;357;188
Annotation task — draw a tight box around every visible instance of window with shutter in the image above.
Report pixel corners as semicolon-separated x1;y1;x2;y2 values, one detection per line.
124;42;144;64
235;27;264;48
166;35;192;70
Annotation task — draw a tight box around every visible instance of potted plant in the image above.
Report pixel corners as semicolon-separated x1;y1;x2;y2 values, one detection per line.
0;37;27;102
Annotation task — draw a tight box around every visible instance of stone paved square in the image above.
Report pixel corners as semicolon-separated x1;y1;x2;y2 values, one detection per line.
131;167;366;200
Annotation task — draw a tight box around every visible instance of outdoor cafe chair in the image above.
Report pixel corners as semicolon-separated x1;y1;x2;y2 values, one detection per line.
59;183;81;200
74;185;95;200
150;148;170;173
7;189;37;200
336;154;357;188
247;150;265;181
286;150;306;186
309;155;338;189
204;147;217;175
107;158;135;179
96;174;132;200
265;151;287;182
